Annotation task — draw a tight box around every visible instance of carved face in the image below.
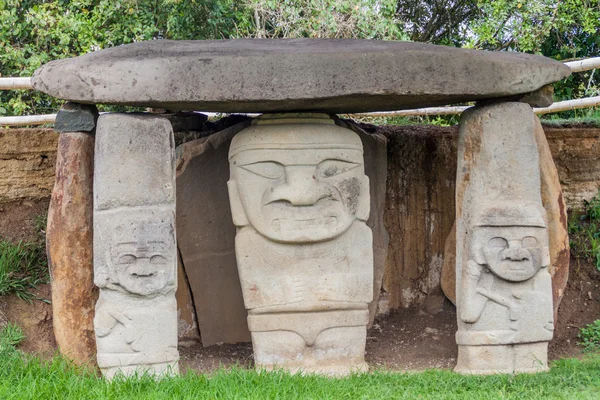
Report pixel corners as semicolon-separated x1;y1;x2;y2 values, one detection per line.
110;241;171;296
100;220;176;296
471;226;549;282
229;143;369;243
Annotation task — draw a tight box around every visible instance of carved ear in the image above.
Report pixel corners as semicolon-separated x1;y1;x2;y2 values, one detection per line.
472;244;487;265
227;180;249;227
356;175;370;221
541;246;551;267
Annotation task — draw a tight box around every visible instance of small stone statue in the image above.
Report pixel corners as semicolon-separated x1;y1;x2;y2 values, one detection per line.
93;114;178;378
455;102;554;374
227;113;373;375
456;203;554;373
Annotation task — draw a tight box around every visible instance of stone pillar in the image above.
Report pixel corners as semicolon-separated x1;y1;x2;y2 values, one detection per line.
227;114;373;375
93;114;178;378
47;102;98;365
455;103;554;374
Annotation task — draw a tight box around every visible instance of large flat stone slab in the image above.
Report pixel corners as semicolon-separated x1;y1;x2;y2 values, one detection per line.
32;39;570;113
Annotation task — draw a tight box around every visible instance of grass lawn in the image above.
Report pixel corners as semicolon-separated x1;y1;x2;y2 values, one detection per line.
1;347;599;400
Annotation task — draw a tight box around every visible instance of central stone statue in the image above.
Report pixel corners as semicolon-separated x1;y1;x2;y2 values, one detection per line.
227;113;373;375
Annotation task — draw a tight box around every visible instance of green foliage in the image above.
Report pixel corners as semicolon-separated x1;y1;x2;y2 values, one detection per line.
0;239;48;301
0;0;254;116
0;323;26;351
579;320;600;352
245;0;405;40
1;354;600;399
569;190;600;270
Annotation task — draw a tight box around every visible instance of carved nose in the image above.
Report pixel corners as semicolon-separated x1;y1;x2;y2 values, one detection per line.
502;241;530;261
268;166;332;206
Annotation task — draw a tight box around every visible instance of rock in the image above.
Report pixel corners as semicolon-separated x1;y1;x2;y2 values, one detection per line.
175;250;200;342
520;85;555;108
440;222;456;305
534;116;570;322
176;120;253;347
176;116;389;347
93;114;179;378
422;292;445;315
32;39;570;113
335;118;389;326
440;116;570;319
54;102;98;133
454;102;553;375
46;129;97;365
228;114;372;375
0;128;58;202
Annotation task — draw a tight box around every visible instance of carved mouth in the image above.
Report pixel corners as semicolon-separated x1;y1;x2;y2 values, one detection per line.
271;216;338;232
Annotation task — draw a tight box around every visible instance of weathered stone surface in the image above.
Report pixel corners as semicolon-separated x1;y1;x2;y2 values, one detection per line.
32;39;570;113
334;119;388;325
94;115;175;210
544;125;600;210
519;85;555;108
54;102;98;133
46;131;97;365
455;102;553;375
381;125;457;308
176;117;388;346
534;116;569;322
228;114;373;375
176;250;200;342
0;128;58;203
441;222;457;305
441;118;570;320
176;120;253;347
94;114;178;378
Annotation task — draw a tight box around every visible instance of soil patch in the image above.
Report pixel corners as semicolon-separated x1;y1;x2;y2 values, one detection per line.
0;199;49;243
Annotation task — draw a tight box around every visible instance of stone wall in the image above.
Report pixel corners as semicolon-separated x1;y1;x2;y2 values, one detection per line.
0;128;59;203
3;124;600;314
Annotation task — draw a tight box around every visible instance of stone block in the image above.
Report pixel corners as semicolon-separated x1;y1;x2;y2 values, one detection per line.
93;113;179;377
46;130;97;365
454;103;553;375
94;114;175;210
176;120;253;346
32;39;570;113
54;102;98;133
228;114;373;375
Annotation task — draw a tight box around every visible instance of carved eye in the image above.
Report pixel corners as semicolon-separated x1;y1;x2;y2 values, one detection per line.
488;237;508;248
522;236;539;248
118;254;137;264
316;160;359;178
240;162;284;179
150;255;167;264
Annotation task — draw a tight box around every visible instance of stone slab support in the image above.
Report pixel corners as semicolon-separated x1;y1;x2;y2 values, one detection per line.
93;114;178;378
46;103;98;365
228;114;373;375
455;103;554;374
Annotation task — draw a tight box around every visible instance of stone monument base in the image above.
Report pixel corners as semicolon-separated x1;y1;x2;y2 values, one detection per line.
248;310;369;376
455;343;548;375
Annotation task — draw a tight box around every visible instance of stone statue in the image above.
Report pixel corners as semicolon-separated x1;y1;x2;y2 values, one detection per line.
455;103;554;374
227;113;373;375
93;114;178;378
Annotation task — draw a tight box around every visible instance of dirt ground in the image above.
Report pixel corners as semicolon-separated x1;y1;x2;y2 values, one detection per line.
1;199;600;372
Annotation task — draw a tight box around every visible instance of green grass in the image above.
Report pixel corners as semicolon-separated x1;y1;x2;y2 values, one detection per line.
0;349;599;399
579;320;600;352
0;239;48;301
0;323;26;350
